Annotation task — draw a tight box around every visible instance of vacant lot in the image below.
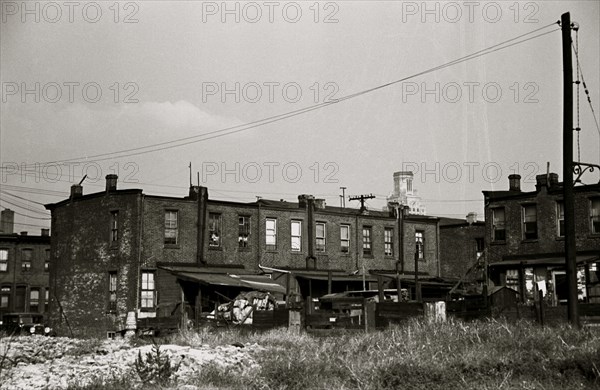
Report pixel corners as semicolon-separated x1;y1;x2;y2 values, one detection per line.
1;318;599;389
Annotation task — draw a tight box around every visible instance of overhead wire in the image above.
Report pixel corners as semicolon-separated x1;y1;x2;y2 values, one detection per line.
3;22;560;169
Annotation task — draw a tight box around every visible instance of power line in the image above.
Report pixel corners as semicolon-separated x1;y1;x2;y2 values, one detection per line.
4;23;560;169
0;197;51;217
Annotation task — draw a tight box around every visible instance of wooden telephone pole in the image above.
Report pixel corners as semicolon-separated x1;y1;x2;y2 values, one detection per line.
349;194;375;212
561;12;579;327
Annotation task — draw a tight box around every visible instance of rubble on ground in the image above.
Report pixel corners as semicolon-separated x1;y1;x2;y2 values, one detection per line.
0;335;262;389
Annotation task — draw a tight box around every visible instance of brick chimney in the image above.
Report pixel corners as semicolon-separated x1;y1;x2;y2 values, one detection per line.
314;199;326;209
0;209;14;233
466;212;478;225
535;174;549;191
508;174;521;192
41;228;50;237
20;231;27;236
106;174;118;192
548;173;559;189
70;184;83;199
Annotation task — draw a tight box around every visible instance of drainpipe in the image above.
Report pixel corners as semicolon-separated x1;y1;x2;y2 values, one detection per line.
197;187;208;265
256;202;261;269
307;196;315;267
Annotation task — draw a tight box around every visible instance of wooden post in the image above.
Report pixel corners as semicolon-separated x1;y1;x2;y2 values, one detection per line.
328;270;332;295
561;11;579;327
538;289;545;327
377;275;384;302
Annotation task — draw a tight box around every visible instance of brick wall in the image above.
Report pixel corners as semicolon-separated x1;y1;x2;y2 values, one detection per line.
440;223;485;279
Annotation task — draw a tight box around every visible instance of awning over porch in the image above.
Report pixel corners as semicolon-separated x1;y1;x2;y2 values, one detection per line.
162;267;286;294
489;255;599;268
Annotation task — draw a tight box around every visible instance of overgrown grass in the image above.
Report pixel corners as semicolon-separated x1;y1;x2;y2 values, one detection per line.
60;319;600;389
169;319;600;390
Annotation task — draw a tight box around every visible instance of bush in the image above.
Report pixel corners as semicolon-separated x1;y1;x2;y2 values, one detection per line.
134;340;180;387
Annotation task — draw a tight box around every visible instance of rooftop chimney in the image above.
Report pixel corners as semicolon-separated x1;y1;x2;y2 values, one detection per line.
508;174;521;192
535;174;549;191
0;209;15;234
298;194;314;208
314;199;326;209
70;184;83;199
41;228;50;237
548;173;559;188
20;231;28;236
106;174;118;192
466;212;478;225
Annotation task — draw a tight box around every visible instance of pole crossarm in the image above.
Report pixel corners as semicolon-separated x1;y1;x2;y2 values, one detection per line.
573;162;600;184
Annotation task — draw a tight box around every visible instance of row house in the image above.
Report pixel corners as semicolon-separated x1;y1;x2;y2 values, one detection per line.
45;175;446;337
439;213;485;281
483;173;600;305
0;209;51;322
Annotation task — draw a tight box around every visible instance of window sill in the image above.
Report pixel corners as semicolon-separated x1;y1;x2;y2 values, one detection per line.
238;247;251;252
555;236;565;241
521;239;539;243
208;247;223;251
140;308;156;312
164;244;180;249
491;241;506;245
362;254;374;259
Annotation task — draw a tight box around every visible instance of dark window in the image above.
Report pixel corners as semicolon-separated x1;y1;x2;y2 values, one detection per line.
340;225;350;253
238;216;250;248
523;205;538;240
44;250;50;272
1;286;10;309
316;223;326;252
591;199;600;234
108;271;117;312
0;249;7;272
492;208;506;241
362;227;372;256
110;211;119;242
415;231;424;260
384;228;394;256
21;249;32;272
208;213;222;248
475;238;484;259
30;289;39;312
164;211;178;245
141;271;155;310
45;288;49;312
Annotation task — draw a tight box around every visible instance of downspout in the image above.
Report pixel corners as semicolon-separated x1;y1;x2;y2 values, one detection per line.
197;187;208;265
307;196;315;266
256;202;261;268
436;219;441;277
136;193;144;313
354;213;360;271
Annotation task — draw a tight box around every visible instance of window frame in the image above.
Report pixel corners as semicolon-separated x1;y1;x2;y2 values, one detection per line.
238;216;251;248
291;220;302;252
164;210;179;245
415;231;425;260
362;226;372;256
110;210;119;242
208;212;222;248
1;286;10;309
21;249;32;272
0;249;8;272
384;227;394;257
340;225;350;253
492;208;506;242
315;222;326;252
557;201;565;237
265;218;277;250
140;271;156;311
522;204;538;240
29;288;40;312
108;271;117;313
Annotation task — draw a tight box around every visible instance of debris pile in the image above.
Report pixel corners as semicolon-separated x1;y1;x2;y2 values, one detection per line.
215;291;277;324
0;335;262;390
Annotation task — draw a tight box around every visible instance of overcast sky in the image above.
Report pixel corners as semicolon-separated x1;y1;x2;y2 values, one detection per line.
1;0;599;232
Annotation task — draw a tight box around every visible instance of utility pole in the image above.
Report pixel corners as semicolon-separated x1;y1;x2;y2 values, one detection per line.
561;12;579;327
340;187;347;208
349;194;375;212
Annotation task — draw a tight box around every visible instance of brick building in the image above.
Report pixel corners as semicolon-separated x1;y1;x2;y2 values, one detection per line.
0;209;51;322
45;175;446;337
439;213;485;280
483;173;600;305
